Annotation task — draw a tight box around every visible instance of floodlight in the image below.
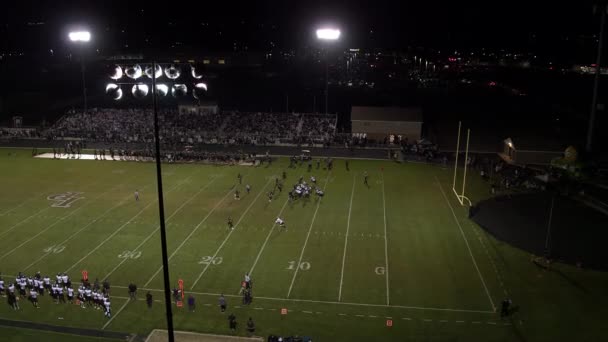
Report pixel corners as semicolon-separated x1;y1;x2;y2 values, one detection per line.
145;64;163;79
171;84;187;97
165;65;181;79
191;66;203;79
193;82;208;99
125;64;143;79
105;83;122;100
132;84;149;98
156;84;169;96
109;66;123;80
316;28;341;40
68;31;91;42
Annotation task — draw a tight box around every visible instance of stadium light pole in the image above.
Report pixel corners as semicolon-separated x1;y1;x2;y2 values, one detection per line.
586;2;607;153
316;28;341;115
68;31;91;114
151;61;176;342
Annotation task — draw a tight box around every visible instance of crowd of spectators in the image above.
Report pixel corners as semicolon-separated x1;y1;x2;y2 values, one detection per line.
43;108;338;147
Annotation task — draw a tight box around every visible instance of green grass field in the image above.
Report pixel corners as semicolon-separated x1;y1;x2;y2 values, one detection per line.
1;148;607;341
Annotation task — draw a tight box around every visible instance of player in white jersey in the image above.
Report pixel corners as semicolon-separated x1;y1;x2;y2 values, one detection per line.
67;287;74;303
56;274;62;286
43;276;51;291
30;289;39;308
19;278;27;297
275;217;285;228
61;274;69;287
78;286;85;307
57;285;65;303
134;190;139;201
85;287;92;306
0;277;4;296
38;279;44;296
27;277;33;289
104;297;111;317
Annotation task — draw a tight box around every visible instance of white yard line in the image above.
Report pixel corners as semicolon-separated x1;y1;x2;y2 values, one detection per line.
436;176;496;312
22;179;151;272
0;207;51;238
190;178;272;290
381;172;390;306
338;176;356;301
0;180;128;261
64;173;196;274
143;185;235;287
241;187;294;294
102;299;130;330
101;176;218;281
286;172;331;298
125;286;495;314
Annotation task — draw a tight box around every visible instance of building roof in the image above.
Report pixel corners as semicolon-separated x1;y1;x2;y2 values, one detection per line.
351;106;423;122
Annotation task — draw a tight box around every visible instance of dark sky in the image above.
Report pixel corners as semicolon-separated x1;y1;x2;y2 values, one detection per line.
0;0;602;52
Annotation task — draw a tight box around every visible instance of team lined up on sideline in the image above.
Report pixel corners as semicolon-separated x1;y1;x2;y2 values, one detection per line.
0;272;113;318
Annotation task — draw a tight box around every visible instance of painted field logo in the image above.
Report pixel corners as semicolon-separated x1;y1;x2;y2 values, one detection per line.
47;192;85;208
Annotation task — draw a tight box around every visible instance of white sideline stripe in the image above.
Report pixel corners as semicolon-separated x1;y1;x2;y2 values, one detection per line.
436;176;496;312
190;178;273;290
102;176;217;281
0;276;493;314
338;176;356;301
64;173;195;274
381;172;390;306
144;184;235;287
102;299;130;330
23;177;149;272
0;179;125;261
286;172;331;298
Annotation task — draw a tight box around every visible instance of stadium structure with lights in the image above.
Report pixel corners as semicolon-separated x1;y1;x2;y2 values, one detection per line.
105;62;208;101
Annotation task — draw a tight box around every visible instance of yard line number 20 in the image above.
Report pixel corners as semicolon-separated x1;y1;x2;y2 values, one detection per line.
286;261;311;271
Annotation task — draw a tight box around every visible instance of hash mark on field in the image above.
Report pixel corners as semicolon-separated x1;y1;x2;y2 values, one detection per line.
402;317;411;321
355;314;365;317
302;310;313;314
423;319;433;322
368;315;377;318
338;313;347;316
254;307;264;310
456;320;465;323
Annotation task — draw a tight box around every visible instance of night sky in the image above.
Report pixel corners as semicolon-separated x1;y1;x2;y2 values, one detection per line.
0;1;601;53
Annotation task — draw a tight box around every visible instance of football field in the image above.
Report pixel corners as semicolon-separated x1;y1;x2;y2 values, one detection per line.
1;148;607;341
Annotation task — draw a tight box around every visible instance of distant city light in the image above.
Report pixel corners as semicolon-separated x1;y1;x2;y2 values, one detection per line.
68;31;91;42
316;28;341;40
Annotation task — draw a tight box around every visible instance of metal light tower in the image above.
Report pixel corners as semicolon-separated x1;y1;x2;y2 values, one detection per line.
68;31;91;114
587;3;608;153
316;28;341;115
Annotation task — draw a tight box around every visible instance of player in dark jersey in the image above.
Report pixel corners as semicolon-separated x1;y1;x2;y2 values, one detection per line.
227;217;234;230
364;171;369;186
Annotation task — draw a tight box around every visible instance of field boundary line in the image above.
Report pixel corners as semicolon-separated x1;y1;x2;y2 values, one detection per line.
143;184;235;287
435;176;496;312
286;171;331;298
338;175;356;301
0;177;129;261
64;171;197;274
381;171;390;306
22;177;150;272
101;298;130;330
190;178;273;290
102;176;218;281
